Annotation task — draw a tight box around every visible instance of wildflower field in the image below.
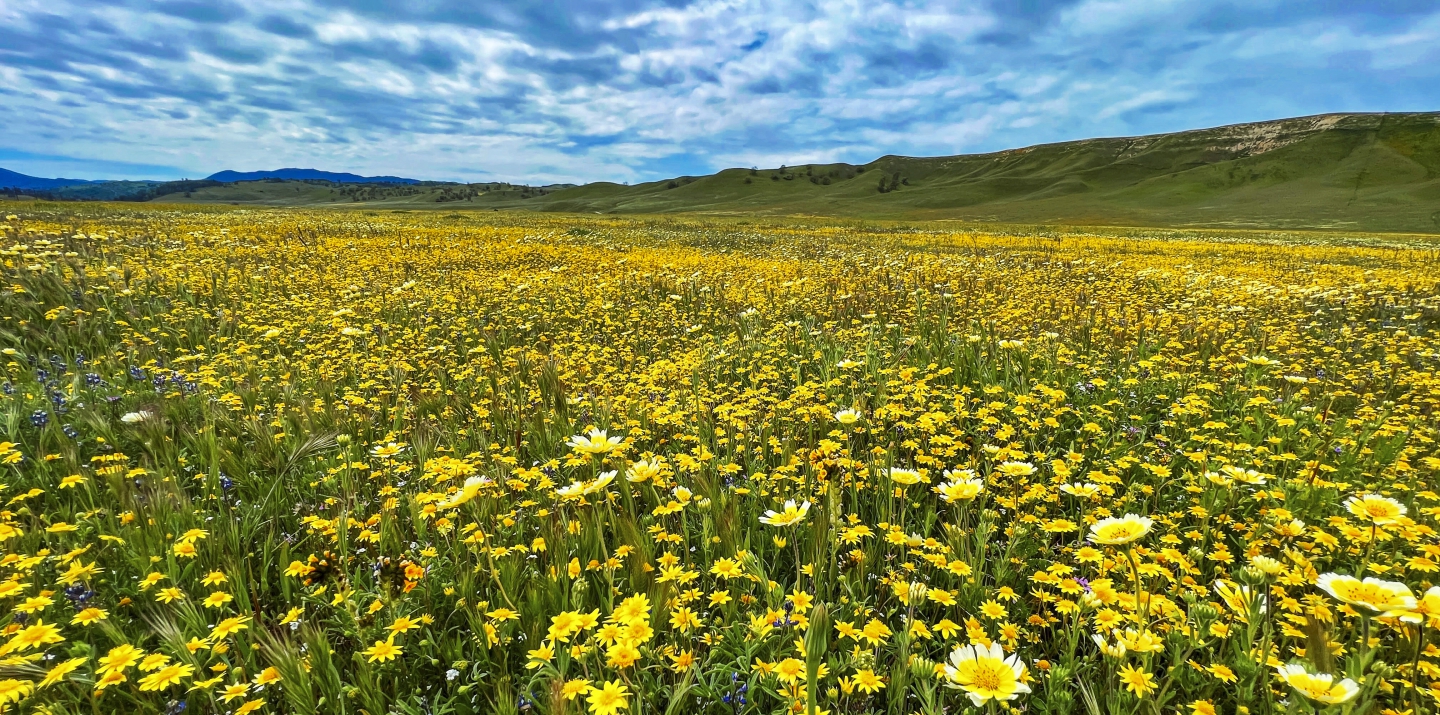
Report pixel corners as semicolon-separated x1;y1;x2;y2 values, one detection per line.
3;204;1440;715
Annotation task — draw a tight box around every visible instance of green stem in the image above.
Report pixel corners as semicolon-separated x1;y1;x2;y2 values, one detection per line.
1359;522;1378;576
793;537;803;592
1413;623;1425;715
1126;547;1147;626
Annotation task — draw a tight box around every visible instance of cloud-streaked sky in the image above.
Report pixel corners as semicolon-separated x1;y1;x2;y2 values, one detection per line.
2;0;1437;183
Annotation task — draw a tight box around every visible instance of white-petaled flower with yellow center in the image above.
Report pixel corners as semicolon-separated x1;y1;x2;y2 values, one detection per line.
1058;483;1100;498
1274;664;1359;705
1203;470;1232;487
1090;633;1126;659
567;429;624;455
942;641;1031;706
625;459;662;483
887;468;922;486
1316;573;1417;617
1249;555;1285;576
1344;494;1407;525
370;442;406;459
935;476;984;503
1412;586;1440;625
438;476;490;510
555;472;616;501
993;461;1036;478
1219;465;1268;486
1275;519;1307;538
759;500;811;527
120;411;153;424
586;471;616;495
1089;514;1153;545
833;408;862;425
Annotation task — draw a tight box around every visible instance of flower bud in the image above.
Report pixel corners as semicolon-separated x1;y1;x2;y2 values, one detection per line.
909;655;937;680
805;602;830;666
1188;603;1219;628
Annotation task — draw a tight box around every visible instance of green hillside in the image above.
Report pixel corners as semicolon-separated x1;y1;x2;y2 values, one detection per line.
516;112;1440;232
126;112;1440;232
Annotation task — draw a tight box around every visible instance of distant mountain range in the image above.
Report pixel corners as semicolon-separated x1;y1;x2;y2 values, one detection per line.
204;169;420;184
5;112;1440;232
0;167;423;192
0;168;101;191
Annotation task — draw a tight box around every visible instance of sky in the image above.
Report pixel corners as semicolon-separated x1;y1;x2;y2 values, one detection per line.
1;0;1437;184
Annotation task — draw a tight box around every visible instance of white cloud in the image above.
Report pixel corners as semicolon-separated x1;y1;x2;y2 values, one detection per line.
1;0;1436;183
1058;0;1190;36
1096;89;1194;120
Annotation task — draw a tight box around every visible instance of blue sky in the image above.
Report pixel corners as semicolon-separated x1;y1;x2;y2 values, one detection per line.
1;0;1437;183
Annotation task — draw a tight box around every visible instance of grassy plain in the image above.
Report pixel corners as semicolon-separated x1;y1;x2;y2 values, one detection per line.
41;112;1433;234
0;202;1439;715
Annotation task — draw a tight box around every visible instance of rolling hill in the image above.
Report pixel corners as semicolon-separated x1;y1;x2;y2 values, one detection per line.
512;112;1440;232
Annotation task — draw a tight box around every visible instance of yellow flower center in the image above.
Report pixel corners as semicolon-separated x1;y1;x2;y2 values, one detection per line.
972;662;1003;691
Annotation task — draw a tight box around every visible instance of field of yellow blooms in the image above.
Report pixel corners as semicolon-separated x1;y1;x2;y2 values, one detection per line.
1;203;1439;715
